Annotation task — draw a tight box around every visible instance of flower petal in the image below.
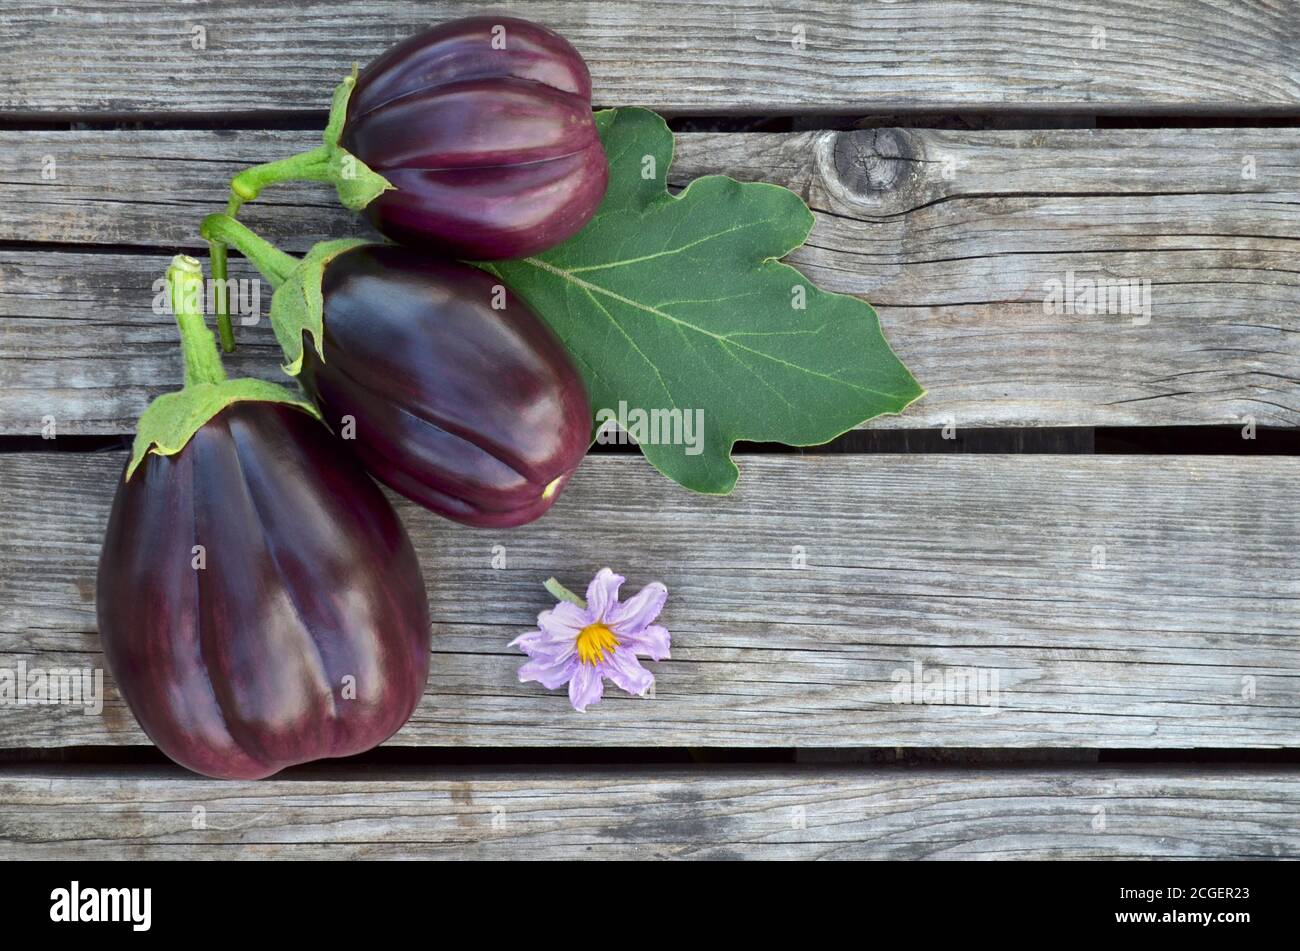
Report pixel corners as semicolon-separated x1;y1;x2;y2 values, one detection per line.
606;581;667;634
512;622;580;658
508;628;547;652
538;601;590;638
519;653;578;691
519;640;576;667
603;647;654;696
585;568;624;621
620;624;671;661
568;663;605;711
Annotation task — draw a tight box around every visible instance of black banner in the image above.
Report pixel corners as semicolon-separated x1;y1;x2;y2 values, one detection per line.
0;860;1283;938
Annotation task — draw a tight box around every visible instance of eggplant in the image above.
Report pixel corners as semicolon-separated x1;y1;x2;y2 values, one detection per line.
225;16;608;260
98;256;431;780
200;216;592;528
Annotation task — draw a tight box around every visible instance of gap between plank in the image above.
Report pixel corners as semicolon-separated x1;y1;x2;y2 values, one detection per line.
4;110;1300;133
2;429;1297;457
3;746;1298;770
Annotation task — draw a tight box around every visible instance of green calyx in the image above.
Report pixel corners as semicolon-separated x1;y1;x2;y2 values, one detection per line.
270;237;371;375
127;255;320;480
207;69;390;353
199;213;369;376
226;67;393;216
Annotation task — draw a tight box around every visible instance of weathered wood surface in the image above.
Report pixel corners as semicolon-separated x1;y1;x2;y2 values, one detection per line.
2;452;1297;749
3;1;1299;115
2;128;1298;434
0;765;1295;859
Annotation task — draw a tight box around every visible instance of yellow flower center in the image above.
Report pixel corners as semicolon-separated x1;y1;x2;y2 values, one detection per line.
576;623;618;666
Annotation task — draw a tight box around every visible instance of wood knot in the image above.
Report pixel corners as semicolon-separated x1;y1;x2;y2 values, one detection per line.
831;129;920;198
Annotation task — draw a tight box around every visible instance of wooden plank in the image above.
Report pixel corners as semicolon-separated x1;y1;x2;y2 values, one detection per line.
2;452;1297;749
2;127;1298;433
0;765;1294;859
2;1;1298;114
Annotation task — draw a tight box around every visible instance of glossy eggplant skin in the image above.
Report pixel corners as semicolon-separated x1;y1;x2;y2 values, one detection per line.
297;245;591;528
97;402;430;780
342;16;608;259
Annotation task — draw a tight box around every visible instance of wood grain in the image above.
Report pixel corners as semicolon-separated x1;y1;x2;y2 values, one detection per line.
2;128;1297;434
0;764;1295;859
2;452;1296;750
2;1;1298;115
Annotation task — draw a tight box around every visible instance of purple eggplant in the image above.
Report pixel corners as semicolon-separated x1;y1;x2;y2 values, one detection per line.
225;16;608;260
98;256;431;780
201;216;592;528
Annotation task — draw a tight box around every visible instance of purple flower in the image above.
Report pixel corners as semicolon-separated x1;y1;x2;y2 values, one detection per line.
510;568;670;712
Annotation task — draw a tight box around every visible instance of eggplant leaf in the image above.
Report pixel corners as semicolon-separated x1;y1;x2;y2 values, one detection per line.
482;108;923;494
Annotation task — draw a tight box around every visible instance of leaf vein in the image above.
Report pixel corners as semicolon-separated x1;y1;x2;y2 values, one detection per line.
562;217;784;274
519;257;908;401
579;285;680;411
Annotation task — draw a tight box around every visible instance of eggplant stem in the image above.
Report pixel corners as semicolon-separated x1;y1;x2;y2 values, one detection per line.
225;71;363;215
167;255;227;387
544;577;588;610
208;239;235;352
228;144;336;208
199;214;299;289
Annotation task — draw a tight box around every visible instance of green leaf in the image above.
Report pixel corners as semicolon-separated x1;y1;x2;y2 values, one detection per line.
482;108;924;494
128;379;320;480
270;238;371;375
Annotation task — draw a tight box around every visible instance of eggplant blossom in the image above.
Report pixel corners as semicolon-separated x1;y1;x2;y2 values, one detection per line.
510;569;670;711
